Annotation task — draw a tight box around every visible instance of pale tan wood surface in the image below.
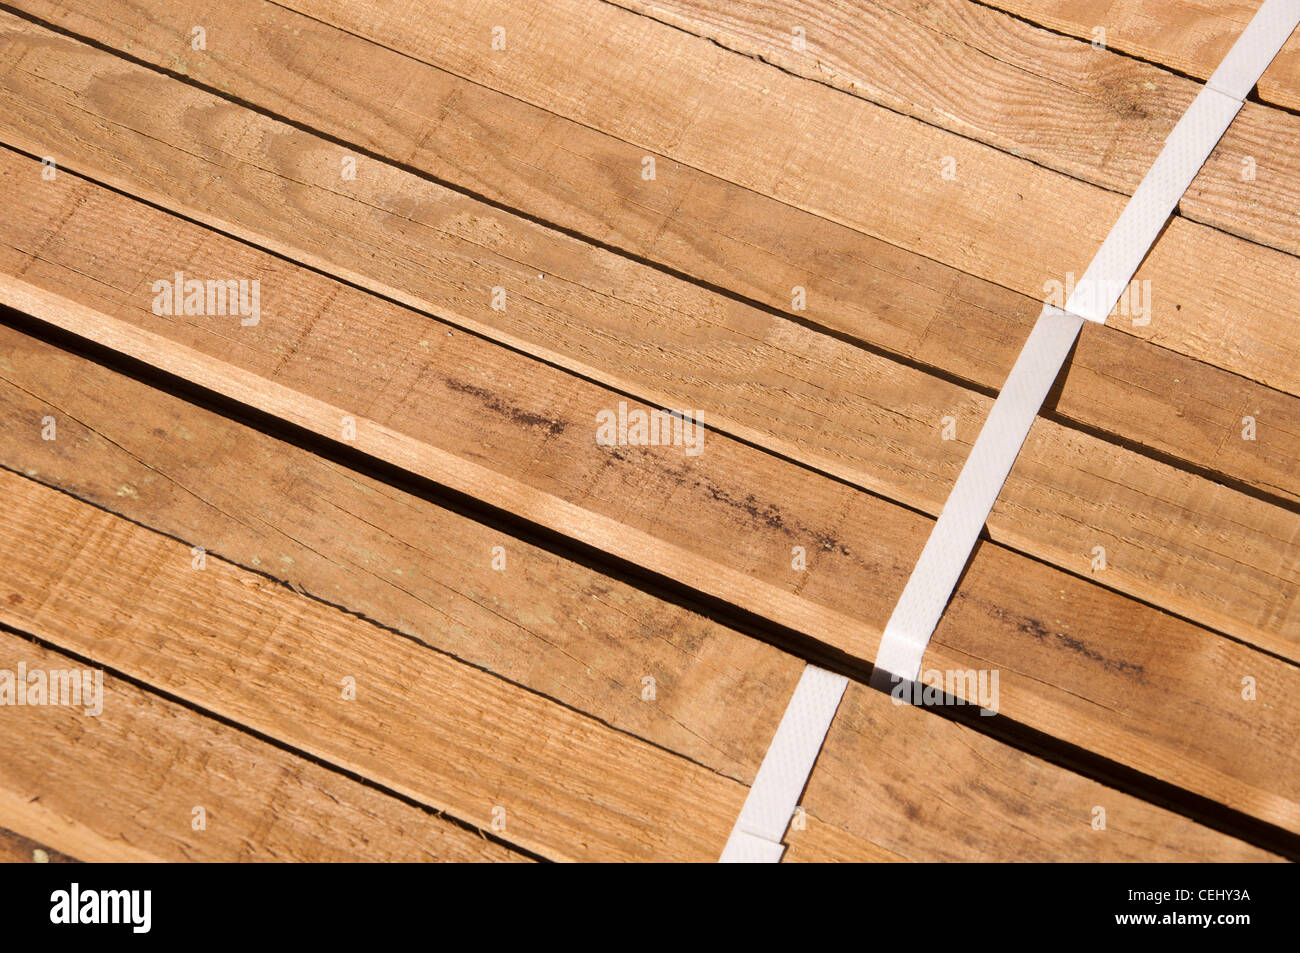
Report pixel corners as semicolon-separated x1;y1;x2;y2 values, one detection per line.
0;37;1294;657
0;826;78;863
0;466;1278;859
0;632;527;862
0;0;1294;862
613;0;1300;258
7;0;1295;505
2;263;1297;834
265;0;1300;394
0;468;759;862
983;0;1300;112
799;684;1282;861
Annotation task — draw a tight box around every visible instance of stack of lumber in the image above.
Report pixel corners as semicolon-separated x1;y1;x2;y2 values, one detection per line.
0;0;1295;862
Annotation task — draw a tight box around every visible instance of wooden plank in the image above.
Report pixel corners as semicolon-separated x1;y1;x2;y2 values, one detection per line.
0;41;1295;658
0;324;793;785
0;471;1277;860
979;0;1300;113
613;0;1300;259
0;0;1289;858
0;826;77;863
263;0;1300;395
3;260;1298;833
0;631;526;862
0;469;754;862
800;684;1283;861
781;815;907;863
10;0;1296;506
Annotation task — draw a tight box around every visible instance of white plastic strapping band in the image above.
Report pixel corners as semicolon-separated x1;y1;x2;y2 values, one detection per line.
719;0;1299;863
1207;0;1300;100
1064;87;1241;322
719;665;847;863
1068;0;1300;321
874;304;1085;683
874;0;1298;682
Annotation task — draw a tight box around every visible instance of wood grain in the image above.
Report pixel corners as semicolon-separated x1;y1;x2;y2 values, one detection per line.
0;468;1277;859
801;684;1281;861
2;257;1297;832
0;632;526;861
0;325;796;786
9;0;1296;505
983;0;1300;113
615;0;1300;259
0;38;1295;656
267;0;1300;395
0;0;1294;857
0;468;757;862
0;826;77;863
781;813;908;863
